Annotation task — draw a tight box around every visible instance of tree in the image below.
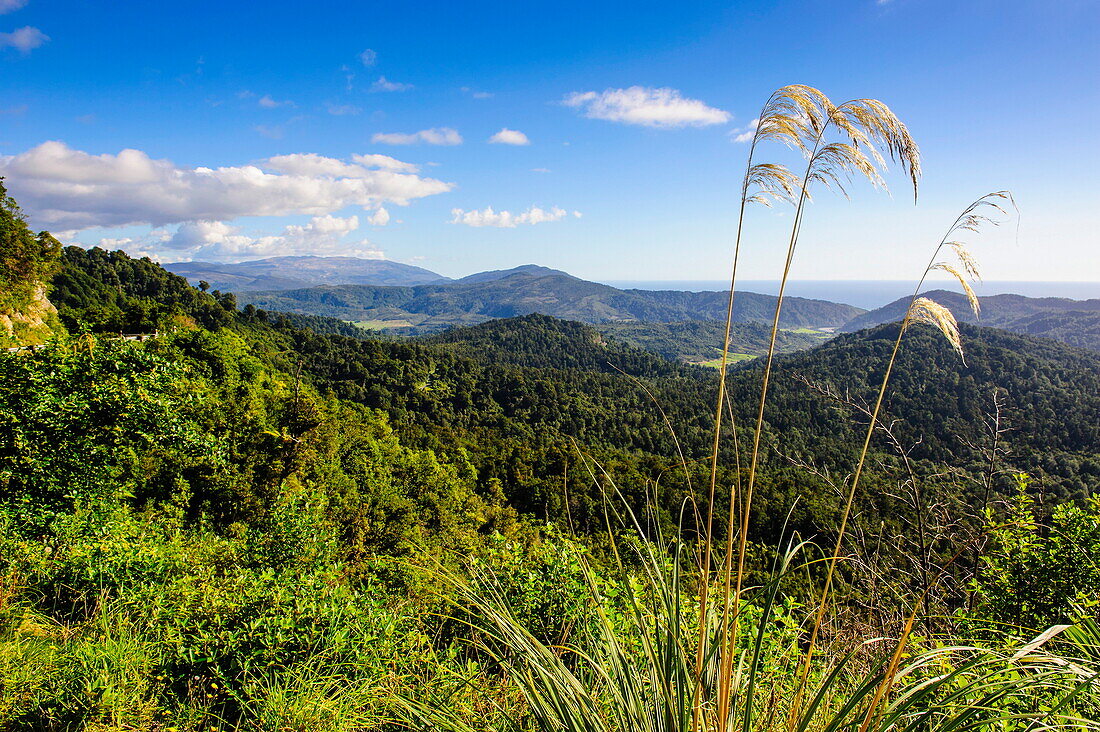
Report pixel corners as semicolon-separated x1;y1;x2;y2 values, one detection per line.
0;178;62;314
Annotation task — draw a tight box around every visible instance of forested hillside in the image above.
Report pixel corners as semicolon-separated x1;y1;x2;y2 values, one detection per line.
595;319;829;363
43;247;1100;523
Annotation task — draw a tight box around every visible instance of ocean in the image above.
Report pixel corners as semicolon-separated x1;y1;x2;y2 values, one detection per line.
600;280;1100;311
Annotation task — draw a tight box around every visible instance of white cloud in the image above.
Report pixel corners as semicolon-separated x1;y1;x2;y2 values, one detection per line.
106;214;386;263
531;167;550;173
326;102;361;116
371;127;462;146
0;0;28;14
730;118;759;143
358;48;377;66
370;75;413;92
563;86;730;128
460;87;494;99
367;207;390;226
262;152;422;177
450;205;574;228
0;141;453;230
0;26;48;53
350;153;421;173
488;128;530;146
258;94;294;109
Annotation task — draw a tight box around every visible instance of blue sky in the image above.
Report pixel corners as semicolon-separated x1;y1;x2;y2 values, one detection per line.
1;0;1097;282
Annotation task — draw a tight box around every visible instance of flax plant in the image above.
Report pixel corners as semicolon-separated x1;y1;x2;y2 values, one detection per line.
789;192;1017;722
404;490;1099;732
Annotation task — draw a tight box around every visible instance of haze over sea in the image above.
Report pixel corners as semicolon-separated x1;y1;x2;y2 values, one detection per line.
601;281;1100;311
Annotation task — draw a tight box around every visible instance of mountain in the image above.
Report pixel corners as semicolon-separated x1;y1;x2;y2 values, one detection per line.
454;264;575;284
841;289;1100;350
163;255;451;291
239;272;864;333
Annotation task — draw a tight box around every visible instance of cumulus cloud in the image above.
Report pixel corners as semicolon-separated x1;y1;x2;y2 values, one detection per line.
370;75;413;92
450;205;578;228
488;128;530;146
103;214;385;263
371;127;462;146
358;48;377;66
0;25;48;53
0;0;29;14
0;141;453;230
258;94;294;109
563;86;730;128
730;118;759;143
367;206;390;226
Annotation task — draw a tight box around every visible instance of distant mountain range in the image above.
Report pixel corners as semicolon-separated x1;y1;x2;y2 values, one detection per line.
237;266;864;332
164;256;450;291
843;289;1100;351
164;256;1100;354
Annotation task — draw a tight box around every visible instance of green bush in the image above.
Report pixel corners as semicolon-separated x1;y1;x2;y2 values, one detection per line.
977;475;1100;632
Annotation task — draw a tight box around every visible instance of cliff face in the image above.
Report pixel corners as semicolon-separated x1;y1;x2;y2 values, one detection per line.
1;283;59;347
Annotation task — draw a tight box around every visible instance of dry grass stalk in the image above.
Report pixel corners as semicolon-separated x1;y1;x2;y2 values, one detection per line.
688;83;927;732
709;89;922;732
789;191;1016;727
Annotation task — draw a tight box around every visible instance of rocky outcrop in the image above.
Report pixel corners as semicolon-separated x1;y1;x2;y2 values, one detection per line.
1;283;58;346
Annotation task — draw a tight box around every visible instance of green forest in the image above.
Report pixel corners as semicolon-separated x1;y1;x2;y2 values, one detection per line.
3;159;1100;732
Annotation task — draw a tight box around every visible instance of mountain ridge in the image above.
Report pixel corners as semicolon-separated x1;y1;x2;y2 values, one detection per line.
239;272;865;333
164;255;451;291
841;289;1100;351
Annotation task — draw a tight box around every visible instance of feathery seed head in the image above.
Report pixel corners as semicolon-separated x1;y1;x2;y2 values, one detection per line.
745;163;800;206
807;142;884;198
945;242;982;281
930;262;981;317
906;296;964;359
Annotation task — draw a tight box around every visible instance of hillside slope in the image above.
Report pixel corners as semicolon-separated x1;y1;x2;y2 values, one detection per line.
0;181;61;346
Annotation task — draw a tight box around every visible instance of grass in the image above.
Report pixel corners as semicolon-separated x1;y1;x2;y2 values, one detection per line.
412;506;1100;732
781;327;832;336
692;353;756;368
351;319;418;330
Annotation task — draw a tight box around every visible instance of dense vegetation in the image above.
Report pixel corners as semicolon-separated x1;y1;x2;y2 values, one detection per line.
0;179;62;346
2;238;1098;729
595;319;829;363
